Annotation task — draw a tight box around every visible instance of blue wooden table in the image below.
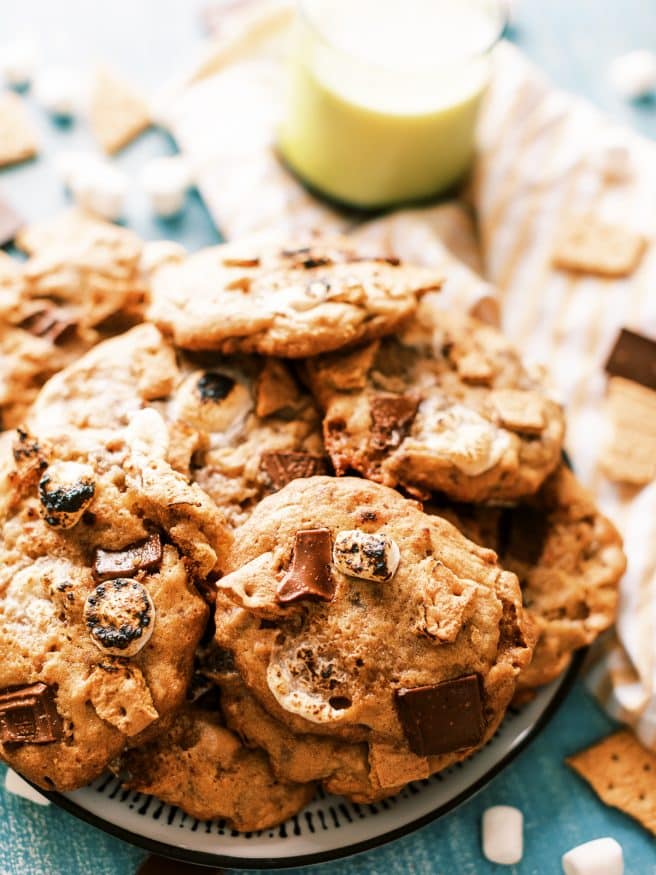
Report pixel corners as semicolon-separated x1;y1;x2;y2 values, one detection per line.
1;1;655;872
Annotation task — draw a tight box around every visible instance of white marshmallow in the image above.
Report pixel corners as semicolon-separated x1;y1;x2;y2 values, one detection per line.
70;162;128;221
592;135;633;184
0;37;38;88
140;155;192;217
482;805;523;865
53;150;105;189
33;66;84;118
562;837;624;875
609;50;656;100
4;769;50;806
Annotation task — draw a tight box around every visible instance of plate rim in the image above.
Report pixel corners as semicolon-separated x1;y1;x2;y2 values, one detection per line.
34;650;585;871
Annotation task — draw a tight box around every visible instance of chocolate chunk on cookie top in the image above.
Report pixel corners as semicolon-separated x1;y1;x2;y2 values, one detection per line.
215;476;533;760
148;234;442;358
94;534;163;581
0;683;62;745
277;529;335;605
305;305;564;502
395;675;484;756
260;452;329;490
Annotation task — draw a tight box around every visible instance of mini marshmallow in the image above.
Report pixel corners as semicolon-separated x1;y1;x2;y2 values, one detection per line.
0;37;38;88
53;149;105;189
33;66;84;118
592;135;633;185
562;837;623;875
608;50;656;100
70;161;129;221
5;769;50;806
482;805;523;865
140;155;192;218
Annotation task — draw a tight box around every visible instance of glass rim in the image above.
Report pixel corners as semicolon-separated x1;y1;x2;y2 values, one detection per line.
297;0;507;73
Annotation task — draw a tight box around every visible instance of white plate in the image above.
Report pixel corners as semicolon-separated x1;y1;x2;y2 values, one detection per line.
42;654;582;870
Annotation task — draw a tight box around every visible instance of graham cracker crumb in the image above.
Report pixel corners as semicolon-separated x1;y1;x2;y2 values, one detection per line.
552;214;646;278
600;376;656;485
567;729;656;835
0;91;38;167
90;66;151;154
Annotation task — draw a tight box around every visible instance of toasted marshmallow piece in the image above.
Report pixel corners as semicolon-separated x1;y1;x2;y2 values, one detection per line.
0;37;38;88
170;369;253;437
482;805;523;865
609;50;656;100
38;461;95;529
140;155;192;217
34;66;83;118
70;161;128;221
562;837;623;875
5;769;50;806
333;530;400;582
84;578;155;657
53;149;104;189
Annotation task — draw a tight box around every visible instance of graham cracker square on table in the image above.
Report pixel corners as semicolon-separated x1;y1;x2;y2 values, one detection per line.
0;91;38;168
567;729;656;835
90;66;151;154
552;214;646;278
600;376;656;485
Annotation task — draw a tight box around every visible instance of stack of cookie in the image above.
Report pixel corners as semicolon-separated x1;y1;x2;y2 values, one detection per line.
0;225;626;832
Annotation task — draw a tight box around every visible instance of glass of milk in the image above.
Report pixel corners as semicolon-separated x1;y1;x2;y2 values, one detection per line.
278;0;504;209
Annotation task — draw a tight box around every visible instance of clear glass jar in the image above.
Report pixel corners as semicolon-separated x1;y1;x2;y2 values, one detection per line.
278;0;504;210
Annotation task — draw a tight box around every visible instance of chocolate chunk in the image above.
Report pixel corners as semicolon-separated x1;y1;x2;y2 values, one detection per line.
395;674;484;756
370;393;419;451
0;197;23;247
94;534;162;582
261;452;329;490
276;528;335;605
605;328;656;391
0;683;63;745
197;372;235;402
20;306;77;345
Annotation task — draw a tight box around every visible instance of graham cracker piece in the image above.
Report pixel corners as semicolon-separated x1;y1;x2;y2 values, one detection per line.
600;376;656;485
89;66;151;154
490;389;545;434
0;91;38;167
567;729;656;835
552;214;646;278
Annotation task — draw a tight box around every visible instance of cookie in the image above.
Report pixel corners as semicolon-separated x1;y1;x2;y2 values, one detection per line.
552;214;646;278
0;414;226;790
304;304;565;502
168;355;327;527
213;476;534;780
207;649;399;803
89;67;151;154
567;730;656;835
148;235;443;358
118;703;315;831
0;214;150;430
433;465;625;690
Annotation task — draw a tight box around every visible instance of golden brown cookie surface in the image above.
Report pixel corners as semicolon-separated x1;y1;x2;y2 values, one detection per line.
305;305;565;503
148;235;442;358
214;476;534;778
